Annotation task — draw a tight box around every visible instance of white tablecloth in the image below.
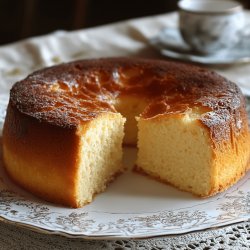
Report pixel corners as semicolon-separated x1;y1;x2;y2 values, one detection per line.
0;11;250;250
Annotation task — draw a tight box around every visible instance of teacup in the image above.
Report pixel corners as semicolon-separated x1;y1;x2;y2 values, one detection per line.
178;0;245;54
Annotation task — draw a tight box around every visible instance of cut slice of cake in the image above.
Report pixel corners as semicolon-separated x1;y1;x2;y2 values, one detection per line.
136;106;250;197
3;105;125;207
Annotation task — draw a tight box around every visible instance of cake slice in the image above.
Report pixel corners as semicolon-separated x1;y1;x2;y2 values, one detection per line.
3;105;125;207
136;106;250;197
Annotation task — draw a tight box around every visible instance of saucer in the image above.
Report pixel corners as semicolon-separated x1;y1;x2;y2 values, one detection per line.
150;28;250;66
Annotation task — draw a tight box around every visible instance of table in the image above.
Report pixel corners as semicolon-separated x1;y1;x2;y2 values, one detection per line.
0;11;250;249
0;219;249;249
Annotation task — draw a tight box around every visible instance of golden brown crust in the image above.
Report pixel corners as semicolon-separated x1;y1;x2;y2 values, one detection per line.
10;57;246;145
3;103;81;207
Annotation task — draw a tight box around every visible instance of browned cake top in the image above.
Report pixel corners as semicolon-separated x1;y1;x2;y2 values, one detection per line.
10;57;245;140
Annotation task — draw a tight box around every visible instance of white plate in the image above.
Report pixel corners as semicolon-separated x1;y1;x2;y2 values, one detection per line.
0;142;250;239
150;27;250;65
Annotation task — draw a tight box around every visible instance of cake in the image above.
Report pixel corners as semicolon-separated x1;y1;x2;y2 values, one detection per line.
2;57;250;208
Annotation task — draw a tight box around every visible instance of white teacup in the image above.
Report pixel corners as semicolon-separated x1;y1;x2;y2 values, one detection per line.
178;0;245;54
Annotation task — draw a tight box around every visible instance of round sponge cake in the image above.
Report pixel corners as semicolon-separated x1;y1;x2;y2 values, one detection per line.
2;57;250;207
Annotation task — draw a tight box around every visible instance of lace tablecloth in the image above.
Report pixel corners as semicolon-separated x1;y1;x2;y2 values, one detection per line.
0;219;249;249
0;11;250;249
